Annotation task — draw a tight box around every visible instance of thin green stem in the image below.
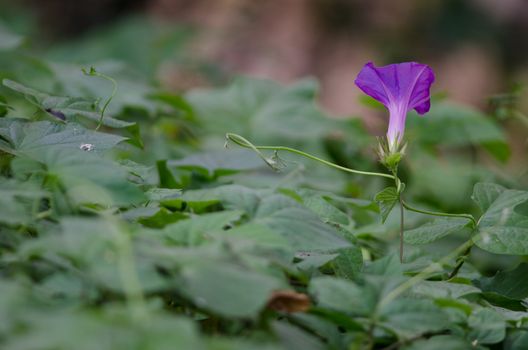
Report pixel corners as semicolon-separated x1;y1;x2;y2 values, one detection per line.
379;237;475;307
448;245;473;279
226;133;395;180
82;67;117;131
398;196;404;263
401;199;477;227
392;173;476;265
392;171;405;263
225;133;274;169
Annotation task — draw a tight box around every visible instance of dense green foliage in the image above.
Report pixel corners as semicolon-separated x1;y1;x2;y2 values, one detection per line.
1;16;527;350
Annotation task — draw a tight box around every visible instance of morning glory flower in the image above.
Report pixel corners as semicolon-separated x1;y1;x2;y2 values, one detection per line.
355;62;435;152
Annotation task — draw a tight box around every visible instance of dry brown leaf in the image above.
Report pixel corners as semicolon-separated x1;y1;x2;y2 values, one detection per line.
266;290;311;313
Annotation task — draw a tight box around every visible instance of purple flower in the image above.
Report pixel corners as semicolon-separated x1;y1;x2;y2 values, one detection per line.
355;62;435;151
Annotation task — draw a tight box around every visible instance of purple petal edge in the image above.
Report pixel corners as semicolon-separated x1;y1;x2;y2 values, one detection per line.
354;61;435;149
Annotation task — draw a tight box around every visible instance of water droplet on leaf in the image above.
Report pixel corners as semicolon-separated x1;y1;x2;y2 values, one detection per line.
80;143;94;151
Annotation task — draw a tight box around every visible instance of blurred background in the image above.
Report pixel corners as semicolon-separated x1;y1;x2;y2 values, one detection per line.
4;0;526;175
3;0;528;115
1;0;527;174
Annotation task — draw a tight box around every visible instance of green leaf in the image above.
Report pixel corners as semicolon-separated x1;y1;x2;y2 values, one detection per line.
221;223;291;250
271;321;327;350
0;121;143;207
505;330;528;350
434;299;473;321
163;210;244;245
408;153;483;209
46;16;191;76
213;185;261;217
145;188;182;202
169;149;264;178
309;276;377;316
178;261;284;318
412;281;481;299
161;188;220;212
135;207;187;228
474;263;528;300
329;247;363;280
187;77;331;140
44;149;145;207
294;189;351;226
285;313;344;350
185;76;368;162
364;254;403;276
4;307;203;350
151;92;196;121
0;119;126;157
374;186;398;223
207;338;280;350
472;182;507;213
0;23;23;50
514;199;528;217
295;251;339;272
2;79;134;128
0;95;9;117
0;179;47;225
402;335;471;350
38;272;98;303
468;308;506;345
408;102;510;161
475;226;528;255
479;293;526;312
20;217;165;293
492;309;528;322
156;160;180;189
255;194;351;252
50;61;159;116
380;298;450;338
404;218;473;244
474;187;528;255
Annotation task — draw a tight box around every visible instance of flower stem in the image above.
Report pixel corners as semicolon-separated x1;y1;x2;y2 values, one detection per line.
226;132;477;271
225;133;395;180
392;172;476;264
400;199;477;227
392;170;405;263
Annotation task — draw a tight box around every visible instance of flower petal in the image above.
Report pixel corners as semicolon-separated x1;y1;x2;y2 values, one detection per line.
355;61;435;151
414;99;430;115
354;61;435;114
354;62;392;106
